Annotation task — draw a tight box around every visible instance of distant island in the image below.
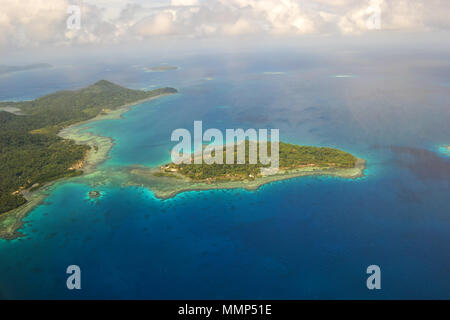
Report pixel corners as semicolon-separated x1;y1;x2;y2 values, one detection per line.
0;63;52;75
0;80;177;225
144;65;178;72
129;141;365;199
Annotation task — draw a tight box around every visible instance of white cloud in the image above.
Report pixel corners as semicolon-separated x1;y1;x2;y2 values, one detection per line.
133;11;176;37
171;0;199;6
223;18;256;35
0;0;448;49
0;0;68;47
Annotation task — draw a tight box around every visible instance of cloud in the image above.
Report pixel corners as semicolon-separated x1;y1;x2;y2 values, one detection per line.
336;0;426;34
223;18;256;36
0;0;68;47
133;11;176;36
171;0;199;6
0;0;448;49
220;0;317;34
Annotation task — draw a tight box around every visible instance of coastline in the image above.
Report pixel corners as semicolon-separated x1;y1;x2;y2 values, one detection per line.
128;158;366;200
0;191;47;240
0;90;367;240
0;93;174;240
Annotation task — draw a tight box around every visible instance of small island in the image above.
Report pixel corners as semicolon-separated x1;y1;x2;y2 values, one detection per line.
0;63;52;75
88;191;101;199
0;80;177;239
144;65;178;72
129;141;365;199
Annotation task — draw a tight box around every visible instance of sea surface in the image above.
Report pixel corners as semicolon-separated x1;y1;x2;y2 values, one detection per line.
0;50;449;299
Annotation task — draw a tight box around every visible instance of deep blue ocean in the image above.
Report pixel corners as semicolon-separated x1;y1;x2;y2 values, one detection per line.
0;50;449;299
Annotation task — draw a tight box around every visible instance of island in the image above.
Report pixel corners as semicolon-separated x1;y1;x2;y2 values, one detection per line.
0;63;52;75
0;80;177;239
128;141;365;199
88;190;101;199
144;65;178;72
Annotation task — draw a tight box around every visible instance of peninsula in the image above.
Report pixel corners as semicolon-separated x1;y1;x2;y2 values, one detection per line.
0;80;177;219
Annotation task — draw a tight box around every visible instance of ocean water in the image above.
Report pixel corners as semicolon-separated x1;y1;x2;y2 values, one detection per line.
0;51;449;299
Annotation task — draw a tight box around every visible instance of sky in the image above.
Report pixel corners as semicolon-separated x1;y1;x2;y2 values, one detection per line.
0;0;449;51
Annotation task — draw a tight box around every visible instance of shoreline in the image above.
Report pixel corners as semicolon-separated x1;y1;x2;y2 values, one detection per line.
128;158;366;200
0;93;174;240
0;191;47;240
0;90;367;240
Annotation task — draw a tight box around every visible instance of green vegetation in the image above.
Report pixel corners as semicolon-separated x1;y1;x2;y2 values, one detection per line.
0;80;177;214
161;141;357;182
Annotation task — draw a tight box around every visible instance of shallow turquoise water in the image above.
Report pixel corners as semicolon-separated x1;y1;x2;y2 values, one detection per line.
0;51;449;299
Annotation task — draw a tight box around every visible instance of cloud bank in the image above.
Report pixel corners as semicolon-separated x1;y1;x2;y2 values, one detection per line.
0;0;448;48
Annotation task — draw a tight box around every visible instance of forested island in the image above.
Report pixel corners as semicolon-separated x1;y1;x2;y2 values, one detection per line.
0;80;177;215
129;141;365;200
160;141;358;182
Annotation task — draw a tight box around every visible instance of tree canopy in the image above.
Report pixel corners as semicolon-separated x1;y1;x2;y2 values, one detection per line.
161;141;357;181
0;80;177;214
